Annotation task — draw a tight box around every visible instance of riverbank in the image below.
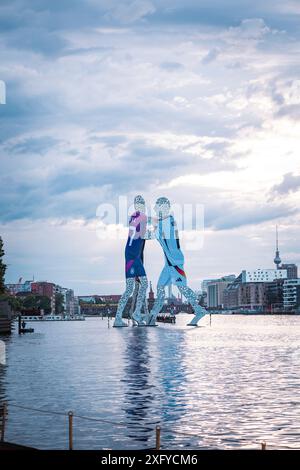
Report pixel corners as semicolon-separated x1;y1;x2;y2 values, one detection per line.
0;301;12;334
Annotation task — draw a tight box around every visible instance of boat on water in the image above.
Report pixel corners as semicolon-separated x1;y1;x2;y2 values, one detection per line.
19;314;85;322
157;314;176;324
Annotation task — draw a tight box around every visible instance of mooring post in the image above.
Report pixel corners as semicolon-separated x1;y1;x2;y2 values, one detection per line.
155;425;161;450
68;411;73;450
18;315;21;334
1;401;7;442
261;441;266;450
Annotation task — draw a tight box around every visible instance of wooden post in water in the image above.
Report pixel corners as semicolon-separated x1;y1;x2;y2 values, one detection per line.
155;425;161;450
18;315;21;334
68;411;73;450
261;441;266;450
1;401;7;442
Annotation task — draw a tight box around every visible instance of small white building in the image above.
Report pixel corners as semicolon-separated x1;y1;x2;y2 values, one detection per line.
241;269;287;283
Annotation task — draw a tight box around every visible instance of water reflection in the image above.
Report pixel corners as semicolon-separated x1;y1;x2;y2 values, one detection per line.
154;328;191;449
121;327;156;446
121;326;189;448
156;329;188;423
2;316;300;449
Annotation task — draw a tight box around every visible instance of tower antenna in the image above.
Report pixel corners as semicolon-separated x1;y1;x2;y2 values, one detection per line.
274;225;281;269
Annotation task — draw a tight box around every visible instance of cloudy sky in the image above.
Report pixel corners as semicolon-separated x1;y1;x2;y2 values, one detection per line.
1;0;300;295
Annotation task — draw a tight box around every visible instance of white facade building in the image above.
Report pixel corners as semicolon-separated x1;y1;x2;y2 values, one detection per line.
283;279;300;308
242;269;287;283
56;286;77;315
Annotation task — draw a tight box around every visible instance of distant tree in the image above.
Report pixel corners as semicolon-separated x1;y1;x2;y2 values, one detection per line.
0;294;22;312
0;236;7;294
38;295;52;313
55;293;64;314
22;294;51;314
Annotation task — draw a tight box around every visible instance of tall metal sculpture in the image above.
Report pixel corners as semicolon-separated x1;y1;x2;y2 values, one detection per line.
113;195;148;327
145;197;206;326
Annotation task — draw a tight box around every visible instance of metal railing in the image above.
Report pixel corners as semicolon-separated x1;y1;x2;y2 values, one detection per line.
0;402;298;450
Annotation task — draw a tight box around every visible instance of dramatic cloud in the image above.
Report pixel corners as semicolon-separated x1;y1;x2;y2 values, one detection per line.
0;0;299;292
272;172;300;195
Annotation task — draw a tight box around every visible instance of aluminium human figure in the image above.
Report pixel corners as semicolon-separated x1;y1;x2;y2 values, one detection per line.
145;197;206;326
113;195;148;327
129;278;149;321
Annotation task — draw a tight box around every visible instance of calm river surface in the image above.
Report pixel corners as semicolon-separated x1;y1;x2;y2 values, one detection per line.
1;315;300;450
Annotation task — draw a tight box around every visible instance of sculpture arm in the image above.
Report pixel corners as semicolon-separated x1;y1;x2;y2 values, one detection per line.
143;216;158;239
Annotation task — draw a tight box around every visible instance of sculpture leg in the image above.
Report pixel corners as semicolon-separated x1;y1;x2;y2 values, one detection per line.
142;292;149;318
146;285;165;325
178;285;207;326
129;279;139;319
132;276;148;325
113;278;135;327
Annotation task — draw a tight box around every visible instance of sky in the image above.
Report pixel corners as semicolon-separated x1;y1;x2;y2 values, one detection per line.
0;0;300;295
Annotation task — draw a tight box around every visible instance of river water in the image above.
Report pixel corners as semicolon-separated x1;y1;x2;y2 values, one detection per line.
0;315;300;450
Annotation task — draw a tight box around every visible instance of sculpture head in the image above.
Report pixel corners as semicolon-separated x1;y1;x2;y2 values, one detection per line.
134;195;145;213
154;197;170;218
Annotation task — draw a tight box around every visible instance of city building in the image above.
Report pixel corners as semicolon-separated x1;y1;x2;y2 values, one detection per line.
78;294;121;316
31;282;56;314
207;283;218;308
100;295;122;303
265;279;284;312
207;281;228;308
56;286;78;315
77;296;96;303
238;282;267;311
281;264;298;280
77;295;122;304
73;296;80;315
207;276;237;308
241;269;287;283
6;279;33;295
148;282;155;311
149;282;155;301
201;279;219;293
223;279;240;309
283;279;300;309
202;275;236;293
223;275;266;311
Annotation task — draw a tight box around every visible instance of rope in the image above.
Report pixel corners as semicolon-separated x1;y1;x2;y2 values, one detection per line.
8;403;68;417
3;402;300;450
70;414;128;428
8;403;128;427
